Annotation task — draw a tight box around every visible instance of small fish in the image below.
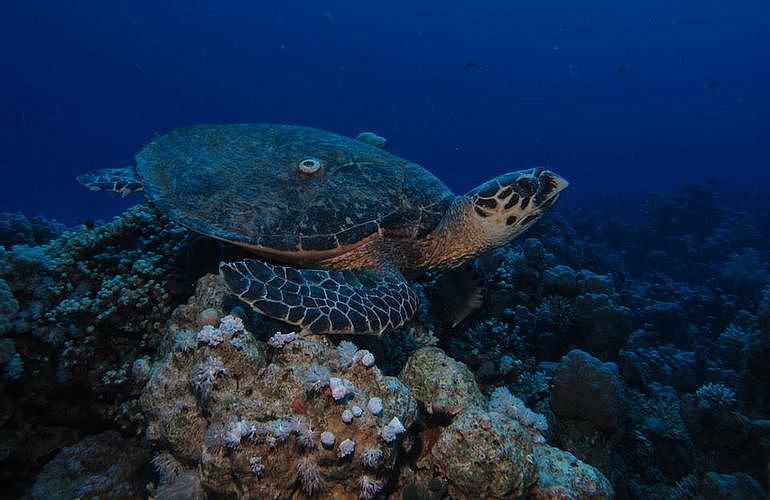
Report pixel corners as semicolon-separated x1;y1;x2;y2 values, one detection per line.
708;80;719;91
463;61;479;73
616;66;626;76
430;261;486;327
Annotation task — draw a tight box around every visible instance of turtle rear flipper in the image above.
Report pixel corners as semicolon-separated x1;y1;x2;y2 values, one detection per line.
220;259;418;335
76;167;143;197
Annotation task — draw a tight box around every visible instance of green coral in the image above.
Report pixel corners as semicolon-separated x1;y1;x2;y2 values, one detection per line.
0;204;193;394
38;204;187;333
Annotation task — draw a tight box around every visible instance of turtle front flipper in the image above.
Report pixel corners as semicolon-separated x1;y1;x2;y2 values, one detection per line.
220;259;418;335
76;166;143;198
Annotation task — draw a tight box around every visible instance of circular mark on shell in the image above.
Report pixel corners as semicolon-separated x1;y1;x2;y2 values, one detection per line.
298;158;322;174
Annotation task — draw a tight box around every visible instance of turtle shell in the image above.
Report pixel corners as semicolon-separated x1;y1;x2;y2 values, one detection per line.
136;124;454;259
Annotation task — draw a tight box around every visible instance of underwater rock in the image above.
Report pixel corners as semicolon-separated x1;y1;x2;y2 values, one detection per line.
576;270;614;296
542;264;579;296
399;346;485;413
699;471;765;500
141;273;418;498
489;386;548;439
619;342;699;391
0;212;35;247
573;293;632;359
430;407;537;498
30;431;148;500
624;384;694;481
679;389;760;476
551;350;625;430
29;215;66;245
0;212;66;248
530;445;614;499
719;248;769;303
642;301;691;346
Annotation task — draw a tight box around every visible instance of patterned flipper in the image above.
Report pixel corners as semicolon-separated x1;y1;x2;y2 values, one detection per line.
76;167;144;197
220;259;418;335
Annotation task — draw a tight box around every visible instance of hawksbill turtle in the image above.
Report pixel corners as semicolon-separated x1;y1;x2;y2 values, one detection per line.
78;124;568;335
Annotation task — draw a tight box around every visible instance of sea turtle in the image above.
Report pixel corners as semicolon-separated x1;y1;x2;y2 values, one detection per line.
78;123;567;335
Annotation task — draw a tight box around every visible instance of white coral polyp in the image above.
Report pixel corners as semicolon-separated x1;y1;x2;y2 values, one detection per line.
268;331;297;348
367;397;383;415
380;417;406;443
218;315;244;335
329;377;354;401
196;324;224;346
338;438;356;458
355;349;376;368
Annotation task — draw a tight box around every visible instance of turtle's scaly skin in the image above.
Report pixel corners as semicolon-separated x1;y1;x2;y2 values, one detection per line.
136;124;454;264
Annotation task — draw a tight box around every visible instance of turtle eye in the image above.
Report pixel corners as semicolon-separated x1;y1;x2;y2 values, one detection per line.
298;158;322;174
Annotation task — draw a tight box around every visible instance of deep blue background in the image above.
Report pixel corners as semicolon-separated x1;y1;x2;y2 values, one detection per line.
1;1;768;224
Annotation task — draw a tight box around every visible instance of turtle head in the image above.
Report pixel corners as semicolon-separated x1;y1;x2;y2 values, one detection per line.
466;168;568;247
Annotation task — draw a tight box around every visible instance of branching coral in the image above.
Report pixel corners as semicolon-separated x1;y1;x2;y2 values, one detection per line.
535;295;575;333
39;205;187;332
695;383;737;411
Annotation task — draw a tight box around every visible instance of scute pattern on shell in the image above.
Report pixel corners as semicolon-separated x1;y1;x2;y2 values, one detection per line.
136;124;453;255
220;258;418;335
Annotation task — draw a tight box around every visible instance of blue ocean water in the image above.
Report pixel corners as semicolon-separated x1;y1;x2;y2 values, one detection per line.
2;1;768;223
3;2;770;499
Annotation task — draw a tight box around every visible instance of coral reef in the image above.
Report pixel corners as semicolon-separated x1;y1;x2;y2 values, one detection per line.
141;274;419;497
2;182;770;497
0;212;66;248
0;204;212;493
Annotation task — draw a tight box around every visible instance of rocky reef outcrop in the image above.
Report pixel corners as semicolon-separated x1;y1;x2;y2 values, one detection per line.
2;182;770;497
